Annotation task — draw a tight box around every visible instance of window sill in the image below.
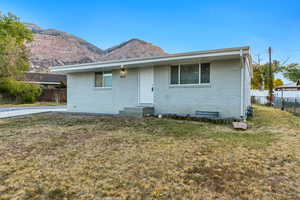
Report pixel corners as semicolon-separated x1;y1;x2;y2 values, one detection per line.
93;87;112;91
169;84;211;88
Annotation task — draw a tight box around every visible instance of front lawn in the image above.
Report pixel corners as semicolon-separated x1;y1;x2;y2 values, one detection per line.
0;106;299;199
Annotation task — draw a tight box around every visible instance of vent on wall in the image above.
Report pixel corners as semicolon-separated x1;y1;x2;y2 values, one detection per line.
195;111;219;119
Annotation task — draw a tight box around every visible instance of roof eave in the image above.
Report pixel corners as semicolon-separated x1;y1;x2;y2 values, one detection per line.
51;47;250;73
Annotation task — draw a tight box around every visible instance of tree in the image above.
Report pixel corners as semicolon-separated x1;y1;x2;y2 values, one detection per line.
273;78;283;88
251;60;284;90
0;12;32;78
251;64;264;89
0;12;41;103
283;63;300;83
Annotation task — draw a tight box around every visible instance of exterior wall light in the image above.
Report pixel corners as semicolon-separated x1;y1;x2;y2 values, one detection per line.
120;67;127;78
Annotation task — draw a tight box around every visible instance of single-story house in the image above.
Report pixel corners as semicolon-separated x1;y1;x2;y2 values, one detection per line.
17;72;67;89
51;46;252;119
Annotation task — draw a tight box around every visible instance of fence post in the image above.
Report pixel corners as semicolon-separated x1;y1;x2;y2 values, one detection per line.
55;93;59;104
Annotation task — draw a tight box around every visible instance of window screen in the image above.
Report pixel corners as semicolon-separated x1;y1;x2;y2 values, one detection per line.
180;64;199;84
170;63;210;85
103;72;112;87
170;65;179;84
201;63;210;83
95;72;112;87
95;72;103;87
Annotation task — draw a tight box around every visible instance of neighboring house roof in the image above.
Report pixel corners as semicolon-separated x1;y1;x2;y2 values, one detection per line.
17;72;67;85
275;80;300;91
51;46;251;73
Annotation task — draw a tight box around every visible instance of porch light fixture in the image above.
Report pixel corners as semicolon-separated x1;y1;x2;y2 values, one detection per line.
120;65;127;78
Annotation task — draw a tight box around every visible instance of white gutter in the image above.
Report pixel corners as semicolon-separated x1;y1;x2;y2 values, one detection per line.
51;50;249;73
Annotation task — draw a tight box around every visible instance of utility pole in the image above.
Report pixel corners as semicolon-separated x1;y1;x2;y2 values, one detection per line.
268;47;273;106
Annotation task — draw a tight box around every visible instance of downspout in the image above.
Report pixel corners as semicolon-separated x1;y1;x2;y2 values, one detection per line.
240;49;245;120
243;56;247;119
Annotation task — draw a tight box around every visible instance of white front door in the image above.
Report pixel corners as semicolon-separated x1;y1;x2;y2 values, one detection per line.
139;67;154;104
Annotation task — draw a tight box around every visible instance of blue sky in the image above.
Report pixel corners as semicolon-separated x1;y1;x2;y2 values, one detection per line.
2;0;300;80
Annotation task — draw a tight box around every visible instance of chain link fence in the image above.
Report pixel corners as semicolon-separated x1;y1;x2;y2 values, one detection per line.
251;96;300;115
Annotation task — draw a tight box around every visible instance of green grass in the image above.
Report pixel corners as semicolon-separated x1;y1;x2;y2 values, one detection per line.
0;105;299;200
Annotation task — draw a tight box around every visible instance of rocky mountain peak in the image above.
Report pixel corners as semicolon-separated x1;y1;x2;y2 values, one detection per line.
99;38;167;61
23;22;44;33
23;23;167;71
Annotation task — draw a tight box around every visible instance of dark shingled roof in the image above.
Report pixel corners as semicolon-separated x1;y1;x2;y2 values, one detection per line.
17;72;67;85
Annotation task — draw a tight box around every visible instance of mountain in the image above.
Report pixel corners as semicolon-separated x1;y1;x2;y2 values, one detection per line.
24;23;167;72
24;23;104;72
99;39;167;61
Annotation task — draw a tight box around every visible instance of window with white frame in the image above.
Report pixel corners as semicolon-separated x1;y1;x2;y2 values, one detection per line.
170;63;210;85
95;71;112;87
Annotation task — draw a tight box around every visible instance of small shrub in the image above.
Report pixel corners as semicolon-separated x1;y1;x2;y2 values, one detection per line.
47;188;65;199
0;77;41;103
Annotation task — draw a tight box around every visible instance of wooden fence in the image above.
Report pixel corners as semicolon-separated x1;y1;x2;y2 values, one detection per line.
38;88;67;103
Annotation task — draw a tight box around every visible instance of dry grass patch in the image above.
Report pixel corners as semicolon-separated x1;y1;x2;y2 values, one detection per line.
0;102;65;108
0;105;299;199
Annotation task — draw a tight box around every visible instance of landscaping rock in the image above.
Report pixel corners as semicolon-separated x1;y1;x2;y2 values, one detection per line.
232;122;248;130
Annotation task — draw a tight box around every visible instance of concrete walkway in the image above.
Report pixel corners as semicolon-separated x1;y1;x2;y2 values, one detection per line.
0;106;67;119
